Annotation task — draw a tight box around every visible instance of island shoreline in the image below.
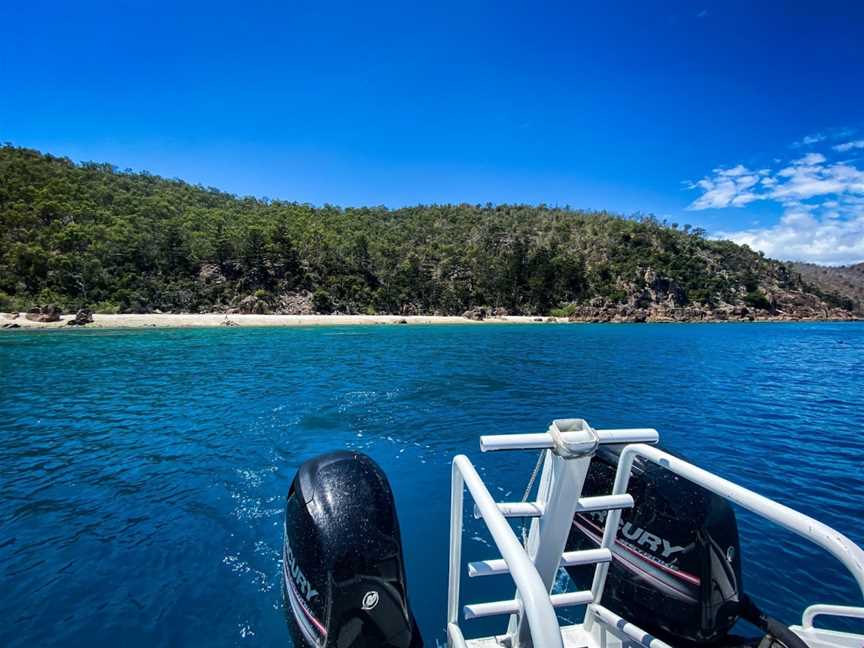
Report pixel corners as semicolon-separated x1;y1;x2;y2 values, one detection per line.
1;312;861;330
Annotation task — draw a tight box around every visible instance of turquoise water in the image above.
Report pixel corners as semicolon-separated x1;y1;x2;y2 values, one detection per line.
1;323;863;646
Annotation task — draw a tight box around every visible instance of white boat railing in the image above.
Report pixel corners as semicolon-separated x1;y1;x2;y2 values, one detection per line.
448;419;663;647
590;444;864;604
446;418;864;648
448;454;564;648
793;604;864;647
802;604;864;628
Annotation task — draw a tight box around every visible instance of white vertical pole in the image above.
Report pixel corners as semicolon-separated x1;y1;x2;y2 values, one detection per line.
584;449;635;633
505;450;554;640
512;452;591;646
447;462;464;634
589;450;636;604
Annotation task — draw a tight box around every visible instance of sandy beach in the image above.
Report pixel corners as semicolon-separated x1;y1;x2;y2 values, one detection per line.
1;313;560;329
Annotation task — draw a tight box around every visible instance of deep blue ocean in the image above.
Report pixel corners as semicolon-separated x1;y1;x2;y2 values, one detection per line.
1;323;863;647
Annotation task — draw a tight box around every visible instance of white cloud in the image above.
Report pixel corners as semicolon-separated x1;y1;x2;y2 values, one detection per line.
834;139;864;152
717;210;864;265
792;129;858;149
794;152;826;166
687;165;764;209
687;134;864;264
771;157;855;201
791;133;826;148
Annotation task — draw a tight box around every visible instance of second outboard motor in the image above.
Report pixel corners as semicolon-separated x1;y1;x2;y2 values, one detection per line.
283;451;422;648
566;445;743;644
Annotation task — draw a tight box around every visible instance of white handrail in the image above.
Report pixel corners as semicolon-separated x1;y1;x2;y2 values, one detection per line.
447;623;469;648
448;455;563;648
801;604;864;629
590;444;864;601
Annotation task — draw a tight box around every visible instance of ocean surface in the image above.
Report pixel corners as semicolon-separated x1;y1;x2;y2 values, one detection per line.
1;323;863;646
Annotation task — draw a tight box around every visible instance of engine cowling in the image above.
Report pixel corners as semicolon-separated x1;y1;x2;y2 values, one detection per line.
566;445;743;644
283;451;423;648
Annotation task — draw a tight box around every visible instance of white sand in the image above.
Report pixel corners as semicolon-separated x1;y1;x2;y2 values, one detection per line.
2;313;562;329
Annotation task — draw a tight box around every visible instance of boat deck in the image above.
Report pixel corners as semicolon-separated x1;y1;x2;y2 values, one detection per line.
464;624;590;647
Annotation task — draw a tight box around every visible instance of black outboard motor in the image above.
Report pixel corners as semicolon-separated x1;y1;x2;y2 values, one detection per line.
566;445;743;644
566;446;809;648
283;451;422;648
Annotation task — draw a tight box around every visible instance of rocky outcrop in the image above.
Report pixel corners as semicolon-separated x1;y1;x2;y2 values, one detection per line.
2;322;20;329
229;291;315;315
462;305;514;320
4;312;19;320
66;309;93;326
399;303;419;316
275;291;314;315
25;305;61;322
557;266;860;323
790;261;864;313
198;263;226;285
462;307;488;321
641;268;687;307
236;295;270;314
565;300;857;323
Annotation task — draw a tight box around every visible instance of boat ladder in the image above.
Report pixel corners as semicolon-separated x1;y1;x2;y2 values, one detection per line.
445;418;864;648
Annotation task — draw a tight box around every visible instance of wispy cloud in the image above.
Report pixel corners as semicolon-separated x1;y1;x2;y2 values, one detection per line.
686;135;864;265
791;133;827;148
834;139;864;153
791;127;857;150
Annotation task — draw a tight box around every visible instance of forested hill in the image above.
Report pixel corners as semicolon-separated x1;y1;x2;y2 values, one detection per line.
790;262;864;313
0;145;858;321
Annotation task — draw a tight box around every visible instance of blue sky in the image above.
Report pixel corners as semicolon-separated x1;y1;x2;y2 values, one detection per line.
2;1;863;263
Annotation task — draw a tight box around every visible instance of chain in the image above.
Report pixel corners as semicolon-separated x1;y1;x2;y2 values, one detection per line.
519;450;545;547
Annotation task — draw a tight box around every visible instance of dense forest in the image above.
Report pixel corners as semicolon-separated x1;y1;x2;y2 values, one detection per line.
0;145;857;318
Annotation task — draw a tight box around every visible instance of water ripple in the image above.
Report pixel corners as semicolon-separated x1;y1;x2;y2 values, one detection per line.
1;323;862;646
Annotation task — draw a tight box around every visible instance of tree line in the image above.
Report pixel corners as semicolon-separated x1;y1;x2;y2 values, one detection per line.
0;144;847;315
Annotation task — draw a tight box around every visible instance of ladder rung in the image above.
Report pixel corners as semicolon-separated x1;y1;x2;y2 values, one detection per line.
467;558;508;577
478;495;630;519
468;548;611;578
575;494;633;512
561;547;612;567
464;591;593;619
550;590;594;607
464;598;520;619
474;501;545;519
